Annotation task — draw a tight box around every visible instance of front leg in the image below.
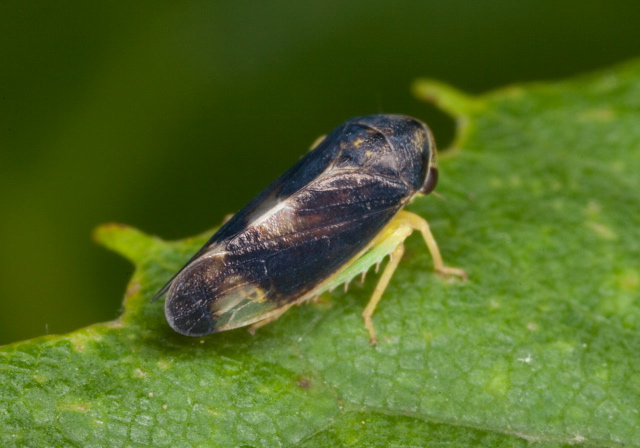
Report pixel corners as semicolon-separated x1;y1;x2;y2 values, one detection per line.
396;210;467;281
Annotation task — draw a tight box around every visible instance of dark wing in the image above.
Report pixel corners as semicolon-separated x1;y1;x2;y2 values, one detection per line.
165;167;411;335
152;124;344;302
229;169;411;298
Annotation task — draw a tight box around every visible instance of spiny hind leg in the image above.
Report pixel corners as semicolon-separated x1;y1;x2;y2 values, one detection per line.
247;304;294;335
397;210;467;280
362;242;405;345
361;211;466;345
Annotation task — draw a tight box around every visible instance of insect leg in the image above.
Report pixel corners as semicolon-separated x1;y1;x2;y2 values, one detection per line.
362;242;405;345
221;213;235;225
247;303;294;335
308;135;326;151
396;210;467;280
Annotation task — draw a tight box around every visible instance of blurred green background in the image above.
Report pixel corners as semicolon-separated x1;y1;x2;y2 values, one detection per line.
1;1;640;345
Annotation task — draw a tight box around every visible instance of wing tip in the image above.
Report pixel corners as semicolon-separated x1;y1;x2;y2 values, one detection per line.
150;282;171;303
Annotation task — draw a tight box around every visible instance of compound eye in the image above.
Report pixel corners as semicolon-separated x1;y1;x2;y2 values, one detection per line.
419;166;438;195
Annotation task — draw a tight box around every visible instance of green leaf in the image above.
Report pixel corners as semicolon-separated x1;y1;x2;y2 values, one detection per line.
2;60;640;447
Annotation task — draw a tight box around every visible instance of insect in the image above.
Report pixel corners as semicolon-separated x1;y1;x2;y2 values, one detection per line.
154;114;466;344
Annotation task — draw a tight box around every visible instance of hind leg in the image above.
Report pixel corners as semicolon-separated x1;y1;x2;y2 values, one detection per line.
362;242;406;345
247;304;294;335
361;211;466;345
